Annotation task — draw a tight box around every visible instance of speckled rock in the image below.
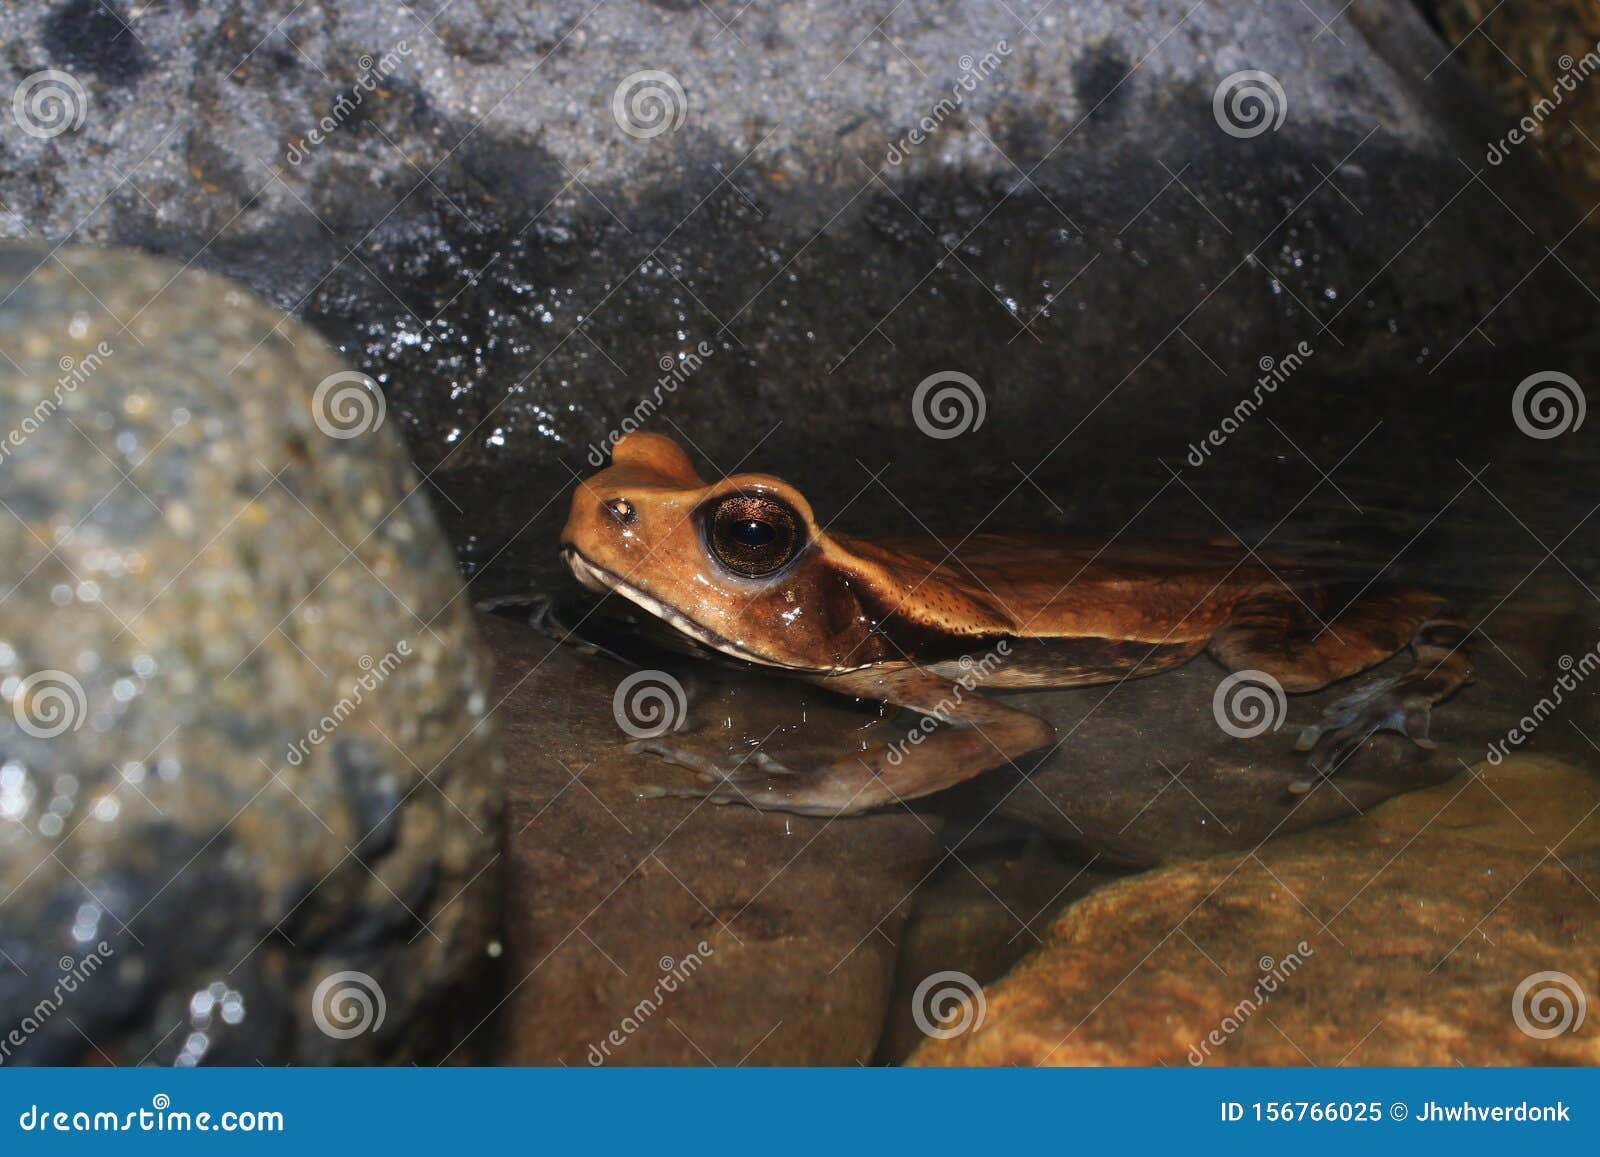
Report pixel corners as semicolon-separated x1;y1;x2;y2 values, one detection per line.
0;245;501;1065
479;611;941;1065
912;756;1600;1066
0;1;1594;601
1433;1;1600;218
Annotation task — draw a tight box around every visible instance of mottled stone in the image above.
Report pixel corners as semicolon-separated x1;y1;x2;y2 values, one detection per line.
1433;1;1600;218
480;612;940;1065
0;245;501;1065
912;756;1600;1066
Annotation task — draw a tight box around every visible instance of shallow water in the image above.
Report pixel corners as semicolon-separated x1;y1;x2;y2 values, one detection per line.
491;346;1600;1064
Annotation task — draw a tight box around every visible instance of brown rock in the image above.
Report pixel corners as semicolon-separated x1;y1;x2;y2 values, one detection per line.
1434;1;1600;218
478;612;942;1065
912;756;1600;1066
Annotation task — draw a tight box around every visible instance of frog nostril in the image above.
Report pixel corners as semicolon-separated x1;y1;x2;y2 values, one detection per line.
605;497;637;526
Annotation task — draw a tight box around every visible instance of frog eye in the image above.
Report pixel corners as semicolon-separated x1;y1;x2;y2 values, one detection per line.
706;494;803;578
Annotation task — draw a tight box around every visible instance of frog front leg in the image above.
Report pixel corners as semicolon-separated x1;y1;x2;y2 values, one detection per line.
631;665;1055;816
1209;587;1472;792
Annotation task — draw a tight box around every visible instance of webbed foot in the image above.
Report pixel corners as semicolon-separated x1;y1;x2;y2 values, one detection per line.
626;739;842;815
1289;673;1438;794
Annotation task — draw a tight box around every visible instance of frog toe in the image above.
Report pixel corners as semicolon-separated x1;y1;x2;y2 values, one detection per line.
1289;675;1439;793
628;740;825;810
625;738;729;783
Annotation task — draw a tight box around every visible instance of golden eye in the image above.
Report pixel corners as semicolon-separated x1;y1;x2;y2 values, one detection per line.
605;497;636;525
706;494;802;578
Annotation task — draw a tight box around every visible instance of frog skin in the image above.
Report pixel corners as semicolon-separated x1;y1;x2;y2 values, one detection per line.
558;432;1472;817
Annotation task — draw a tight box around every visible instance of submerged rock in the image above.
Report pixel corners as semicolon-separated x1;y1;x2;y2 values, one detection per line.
0;246;501;1064
912;755;1600;1066
876;835;1124;1064
989;577;1600;866
480;612;941;1065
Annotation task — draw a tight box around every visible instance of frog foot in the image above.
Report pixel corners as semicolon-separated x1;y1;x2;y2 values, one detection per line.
1289;673;1436;794
626;740;834;813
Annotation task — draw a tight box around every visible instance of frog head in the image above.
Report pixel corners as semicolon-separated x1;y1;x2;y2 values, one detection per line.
559;433;881;672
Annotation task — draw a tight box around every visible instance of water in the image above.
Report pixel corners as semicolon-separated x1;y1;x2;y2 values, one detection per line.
487;348;1600;1063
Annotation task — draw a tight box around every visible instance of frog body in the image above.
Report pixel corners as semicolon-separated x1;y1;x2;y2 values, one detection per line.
559;433;1471;816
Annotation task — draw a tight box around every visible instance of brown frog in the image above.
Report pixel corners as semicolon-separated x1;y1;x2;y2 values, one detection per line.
559;432;1471;816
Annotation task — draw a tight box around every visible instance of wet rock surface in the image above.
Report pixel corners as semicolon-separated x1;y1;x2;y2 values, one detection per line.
912;755;1600;1066
0;246;501;1064
0;1;1595;599
482;611;942;1065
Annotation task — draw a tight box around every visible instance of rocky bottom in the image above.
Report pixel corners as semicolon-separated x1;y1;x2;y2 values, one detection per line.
478;564;1600;1066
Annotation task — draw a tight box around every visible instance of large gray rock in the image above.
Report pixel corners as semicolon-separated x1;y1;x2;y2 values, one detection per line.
0;0;1593;598
0;245;500;1064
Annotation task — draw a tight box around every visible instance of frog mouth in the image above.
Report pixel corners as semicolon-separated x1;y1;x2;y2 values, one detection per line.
559;547;819;672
